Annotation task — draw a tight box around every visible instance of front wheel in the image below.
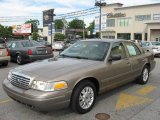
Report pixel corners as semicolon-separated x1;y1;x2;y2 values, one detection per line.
71;81;97;114
137;65;149;85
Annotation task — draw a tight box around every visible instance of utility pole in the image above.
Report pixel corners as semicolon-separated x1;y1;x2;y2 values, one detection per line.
95;0;106;39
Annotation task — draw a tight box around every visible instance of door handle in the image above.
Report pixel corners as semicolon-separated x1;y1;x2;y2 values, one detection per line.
126;61;131;65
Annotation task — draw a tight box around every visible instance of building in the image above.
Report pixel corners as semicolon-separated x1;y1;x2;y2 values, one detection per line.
96;3;160;41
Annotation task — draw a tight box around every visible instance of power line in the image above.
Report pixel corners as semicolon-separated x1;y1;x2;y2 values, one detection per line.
0;7;99;22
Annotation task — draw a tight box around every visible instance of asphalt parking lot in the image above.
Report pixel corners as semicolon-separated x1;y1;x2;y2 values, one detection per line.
0;58;160;120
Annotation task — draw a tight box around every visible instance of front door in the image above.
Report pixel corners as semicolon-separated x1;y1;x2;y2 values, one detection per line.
101;42;132;90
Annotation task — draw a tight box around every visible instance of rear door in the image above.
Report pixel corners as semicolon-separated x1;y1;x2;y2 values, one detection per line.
103;42;132;89
124;42;145;78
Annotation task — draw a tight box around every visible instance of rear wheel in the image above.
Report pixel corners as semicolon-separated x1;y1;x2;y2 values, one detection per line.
71;81;97;114
16;54;23;65
137;65;149;85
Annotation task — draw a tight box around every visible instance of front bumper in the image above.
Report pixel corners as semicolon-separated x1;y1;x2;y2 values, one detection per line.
3;79;71;111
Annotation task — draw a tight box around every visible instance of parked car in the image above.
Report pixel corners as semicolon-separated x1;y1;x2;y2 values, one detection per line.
3;39;155;114
141;41;160;56
37;40;52;48
64;40;79;49
131;40;142;46
7;40;53;65
0;39;10;66
52;41;64;51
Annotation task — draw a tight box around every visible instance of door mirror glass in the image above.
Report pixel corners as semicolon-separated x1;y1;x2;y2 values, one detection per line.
109;55;121;61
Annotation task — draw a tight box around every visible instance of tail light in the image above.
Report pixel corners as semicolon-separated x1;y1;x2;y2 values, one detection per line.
50;48;54;54
6;49;10;56
27;49;33;55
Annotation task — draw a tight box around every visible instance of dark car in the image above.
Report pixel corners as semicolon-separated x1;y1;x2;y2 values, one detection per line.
64;40;79;49
8;40;53;65
37;40;52;48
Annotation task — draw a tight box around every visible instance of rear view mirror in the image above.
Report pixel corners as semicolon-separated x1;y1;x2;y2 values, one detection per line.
108;55;122;62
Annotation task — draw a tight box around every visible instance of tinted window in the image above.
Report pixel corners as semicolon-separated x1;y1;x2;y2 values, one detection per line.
11;42;19;48
21;41;41;47
60;41;110;61
111;42;127;59
125;42;141;56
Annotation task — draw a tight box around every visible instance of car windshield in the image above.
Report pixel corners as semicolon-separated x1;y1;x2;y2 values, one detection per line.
21;40;42;47
141;42;150;47
60;41;110;61
151;42;160;46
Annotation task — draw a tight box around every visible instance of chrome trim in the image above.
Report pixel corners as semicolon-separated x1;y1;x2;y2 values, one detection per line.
10;72;34;89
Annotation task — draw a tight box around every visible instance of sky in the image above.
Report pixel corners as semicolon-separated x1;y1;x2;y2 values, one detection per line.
0;0;159;27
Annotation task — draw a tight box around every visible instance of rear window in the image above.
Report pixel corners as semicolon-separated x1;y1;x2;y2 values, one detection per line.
21;40;42;47
0;39;5;43
0;43;6;49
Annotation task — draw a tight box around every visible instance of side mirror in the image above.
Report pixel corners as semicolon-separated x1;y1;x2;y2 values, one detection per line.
108;55;122;62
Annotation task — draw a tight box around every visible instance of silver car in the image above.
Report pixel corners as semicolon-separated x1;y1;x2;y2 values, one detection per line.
141;41;160;56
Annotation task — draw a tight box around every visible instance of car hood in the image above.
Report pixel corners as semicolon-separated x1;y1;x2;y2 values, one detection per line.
13;58;100;81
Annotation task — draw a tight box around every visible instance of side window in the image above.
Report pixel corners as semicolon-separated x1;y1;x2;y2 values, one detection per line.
125;42;141;56
111;42;127;59
11;42;19;48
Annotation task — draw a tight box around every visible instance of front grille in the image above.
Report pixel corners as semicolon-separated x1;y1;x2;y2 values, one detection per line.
10;73;31;89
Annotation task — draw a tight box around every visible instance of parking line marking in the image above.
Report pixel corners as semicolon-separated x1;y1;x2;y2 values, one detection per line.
136;85;157;96
0;99;12;104
116;93;153;110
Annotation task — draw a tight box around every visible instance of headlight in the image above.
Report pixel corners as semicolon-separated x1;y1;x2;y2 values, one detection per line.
31;81;68;91
8;72;12;81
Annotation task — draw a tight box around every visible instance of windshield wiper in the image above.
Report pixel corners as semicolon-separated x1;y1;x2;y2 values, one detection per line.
60;54;89;59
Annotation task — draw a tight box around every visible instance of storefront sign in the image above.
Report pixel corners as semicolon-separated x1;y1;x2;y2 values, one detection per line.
107;13;126;18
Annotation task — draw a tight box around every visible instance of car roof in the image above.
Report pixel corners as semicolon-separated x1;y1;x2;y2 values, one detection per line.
81;39;133;43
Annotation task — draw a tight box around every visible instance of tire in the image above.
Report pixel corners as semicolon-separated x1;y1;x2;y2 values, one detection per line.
16;54;23;65
71;81;97;114
137;65;150;85
2;61;8;66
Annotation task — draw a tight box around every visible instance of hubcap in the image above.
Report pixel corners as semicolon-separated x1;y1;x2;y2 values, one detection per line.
17;56;22;64
143;68;149;82
79;86;94;110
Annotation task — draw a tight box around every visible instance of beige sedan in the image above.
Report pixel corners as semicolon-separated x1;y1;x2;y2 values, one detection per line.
3;39;156;114
0;40;10;66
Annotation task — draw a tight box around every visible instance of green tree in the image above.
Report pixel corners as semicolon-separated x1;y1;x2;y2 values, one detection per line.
0;24;13;39
32;32;39;40
55;19;64;29
68;18;85;29
88;21;95;35
54;33;65;41
25;19;39;32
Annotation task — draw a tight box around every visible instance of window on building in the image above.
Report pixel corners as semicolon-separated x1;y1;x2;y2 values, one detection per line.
134;33;142;40
117;33;131;40
153;14;160;20
135;15;151;21
107;19;115;27
117;18;131;27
